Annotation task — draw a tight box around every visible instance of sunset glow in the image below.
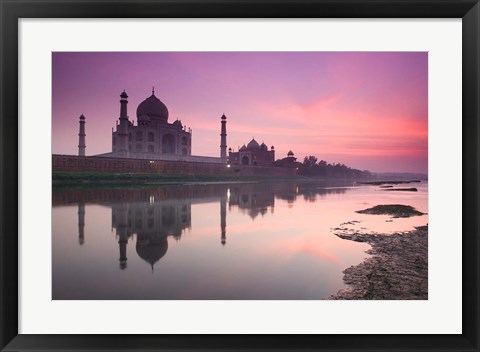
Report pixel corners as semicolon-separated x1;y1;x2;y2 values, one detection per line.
52;52;428;173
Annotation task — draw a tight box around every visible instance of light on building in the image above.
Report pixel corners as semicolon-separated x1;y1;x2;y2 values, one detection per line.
149;195;155;205
227;164;231;168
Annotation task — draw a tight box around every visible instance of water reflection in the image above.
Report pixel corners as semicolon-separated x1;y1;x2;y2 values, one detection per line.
55;183;350;271
228;185;275;219
77;203;85;245
112;199;191;270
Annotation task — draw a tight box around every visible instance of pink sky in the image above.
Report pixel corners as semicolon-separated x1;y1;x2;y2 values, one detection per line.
52;52;427;173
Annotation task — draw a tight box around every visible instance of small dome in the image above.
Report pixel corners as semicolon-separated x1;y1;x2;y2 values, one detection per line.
173;120;182;129
239;144;247;151
260;142;268;150
221;114;227;120
79;114;85;120
287;150;294;156
136;92;169;123
247;139;260;149
120;90;128;99
271;146;275;150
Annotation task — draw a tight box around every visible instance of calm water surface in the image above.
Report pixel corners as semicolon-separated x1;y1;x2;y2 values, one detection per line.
52;181;428;299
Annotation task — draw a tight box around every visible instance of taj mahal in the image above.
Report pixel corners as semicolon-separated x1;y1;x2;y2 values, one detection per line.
76;88;292;167
93;88;223;163
111;89;192;157
57;88;299;177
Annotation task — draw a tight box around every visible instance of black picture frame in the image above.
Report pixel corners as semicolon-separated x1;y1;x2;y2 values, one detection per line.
1;0;479;351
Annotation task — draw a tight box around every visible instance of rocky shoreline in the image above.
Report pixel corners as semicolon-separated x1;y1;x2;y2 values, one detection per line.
329;225;428;300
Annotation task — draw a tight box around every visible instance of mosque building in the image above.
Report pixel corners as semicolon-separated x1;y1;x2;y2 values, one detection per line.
228;139;275;166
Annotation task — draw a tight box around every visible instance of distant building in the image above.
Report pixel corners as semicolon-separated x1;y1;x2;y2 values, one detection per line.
229;139;275;166
273;150;298;167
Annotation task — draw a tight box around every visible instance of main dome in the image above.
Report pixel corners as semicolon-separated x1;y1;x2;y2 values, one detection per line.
136;237;168;269
247;139;260;149
136;93;169;122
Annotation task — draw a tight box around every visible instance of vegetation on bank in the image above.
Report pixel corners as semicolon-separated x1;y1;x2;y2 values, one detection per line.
359;180;421;185
275;155;373;179
52;171;297;185
52;164;372;185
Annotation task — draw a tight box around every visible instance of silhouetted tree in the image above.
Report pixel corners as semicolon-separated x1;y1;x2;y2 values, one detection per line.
293;155;371;179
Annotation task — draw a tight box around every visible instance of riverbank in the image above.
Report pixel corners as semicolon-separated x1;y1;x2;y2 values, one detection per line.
52;171;370;186
329;225;428;300
52;171;298;186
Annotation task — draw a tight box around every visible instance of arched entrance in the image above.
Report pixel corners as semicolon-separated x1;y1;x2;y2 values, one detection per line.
162;133;175;154
242;155;250;165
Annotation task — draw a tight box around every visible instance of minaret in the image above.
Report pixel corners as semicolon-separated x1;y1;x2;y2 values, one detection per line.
78;114;86;156
118;236;128;270
114;203;129;270
77;202;85;245
220;114;227;162
117;90;129;153
220;191;227;245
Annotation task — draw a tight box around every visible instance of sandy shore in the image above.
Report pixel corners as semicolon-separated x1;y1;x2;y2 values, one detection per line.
329;225;428;300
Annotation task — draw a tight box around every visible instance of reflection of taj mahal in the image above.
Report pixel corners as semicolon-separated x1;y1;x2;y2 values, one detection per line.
109;195;230;270
66;183;347;272
111;199;192;270
72;185;287;271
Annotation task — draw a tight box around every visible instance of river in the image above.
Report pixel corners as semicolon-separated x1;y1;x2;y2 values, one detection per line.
52;180;428;300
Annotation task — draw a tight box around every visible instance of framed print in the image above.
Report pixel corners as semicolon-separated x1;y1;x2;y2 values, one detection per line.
1;0;479;351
